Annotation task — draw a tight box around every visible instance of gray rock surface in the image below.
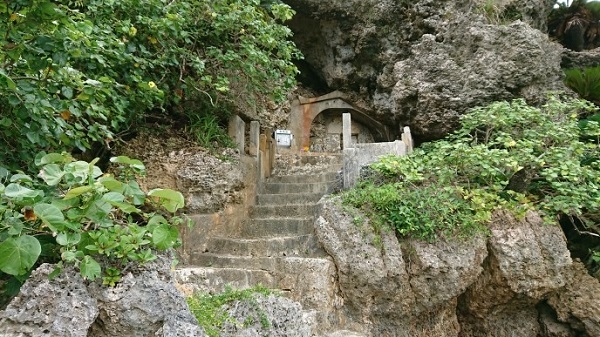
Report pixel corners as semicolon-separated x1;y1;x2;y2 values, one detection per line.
315;196;487;336
0;264;98;337
284;0;565;141
315;197;600;337
0;257;205;337
220;294;313;337
458;210;572;337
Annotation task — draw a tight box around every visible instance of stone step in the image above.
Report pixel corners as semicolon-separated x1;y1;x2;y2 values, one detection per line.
267;171;339;184
174;267;276;295
189;253;323;271
251;204;319;218
175;256;336;309
202;235;326;258
261;181;332;194
257;192;324;205
241;217;315;238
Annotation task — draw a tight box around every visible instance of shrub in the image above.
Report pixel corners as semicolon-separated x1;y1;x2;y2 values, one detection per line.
343;97;600;240
0;153;185;298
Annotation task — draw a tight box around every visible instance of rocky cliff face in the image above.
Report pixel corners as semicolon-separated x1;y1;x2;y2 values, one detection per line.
316;197;600;337
284;0;564;141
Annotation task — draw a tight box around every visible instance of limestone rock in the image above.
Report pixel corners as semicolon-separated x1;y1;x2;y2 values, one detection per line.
220;294;313;337
116;130;245;213
315;197;487;336
548;262;600;337
87;256;204;337
458;210;572;337
0;264;98;337
284;0;565;141
0;256;205;337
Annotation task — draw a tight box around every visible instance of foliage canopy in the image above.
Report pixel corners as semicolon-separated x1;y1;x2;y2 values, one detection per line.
0;0;300;169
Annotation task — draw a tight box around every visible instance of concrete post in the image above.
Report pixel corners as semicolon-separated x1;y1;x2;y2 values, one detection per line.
342;112;352;149
259;134;267;179
228;115;245;154
401;126;414;154
249;121;260;158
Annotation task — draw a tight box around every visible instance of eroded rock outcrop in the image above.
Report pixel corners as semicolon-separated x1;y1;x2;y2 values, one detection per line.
284;0;565;141
0;257;204;337
315;197;600;337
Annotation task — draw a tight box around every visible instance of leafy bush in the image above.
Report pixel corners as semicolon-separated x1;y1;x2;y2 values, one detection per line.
0;0;300;170
0;153;185;294
564;66;600;105
343;97;600;240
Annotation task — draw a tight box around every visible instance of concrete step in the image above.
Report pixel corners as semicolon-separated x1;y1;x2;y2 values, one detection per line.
184;255;331;275
257;192;324;205
251;204;319;218
202;235;326;258
175;256;337;310
241;217;315;238
174;267;276;295
261;181;332;194
267;171;339;184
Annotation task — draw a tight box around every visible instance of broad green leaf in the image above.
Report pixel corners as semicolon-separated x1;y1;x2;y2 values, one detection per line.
64;185;93;200
10;174;33;183
39;164;64;186
110;156;145;171
4;183;42;199
147;215;168;227
102;192;125;203
0;235;41;276
56;232;81;246
80;255;101;280
0;71;16;91
98;176;125;192
0;166;9;180
152;224;179;250
148;189;185;212
38;153;67;165
34;203;66;231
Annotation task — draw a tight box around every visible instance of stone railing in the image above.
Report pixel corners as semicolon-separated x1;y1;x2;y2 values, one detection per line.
228;115;275;182
342;112;413;188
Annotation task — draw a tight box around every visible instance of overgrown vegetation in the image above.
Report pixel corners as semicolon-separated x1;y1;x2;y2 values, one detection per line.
0;153;184;306
0;0;300;170
0;0;300;305
343;97;600;244
187;285;273;337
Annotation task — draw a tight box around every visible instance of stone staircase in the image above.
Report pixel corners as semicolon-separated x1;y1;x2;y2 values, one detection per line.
175;154;344;330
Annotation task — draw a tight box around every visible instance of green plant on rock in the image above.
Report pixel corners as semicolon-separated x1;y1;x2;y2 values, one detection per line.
187;285;273;337
0;153;185;297
343;97;600;241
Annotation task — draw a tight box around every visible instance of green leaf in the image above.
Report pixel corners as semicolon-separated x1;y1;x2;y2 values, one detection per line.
4;183;42;199
152;224;179;250
38;153;67;165
148;189;185;212
56;232;81;246
64;185;93;200
99;176;125;193
80;255;101;280
0;235;41;276
39;164;64;186
34;203;66;231
110;156;145;171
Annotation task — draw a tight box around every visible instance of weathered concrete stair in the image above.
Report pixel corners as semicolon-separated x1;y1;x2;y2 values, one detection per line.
176;157;342;311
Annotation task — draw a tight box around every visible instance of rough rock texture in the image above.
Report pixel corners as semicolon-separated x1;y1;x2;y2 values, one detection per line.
284;0;565;141
458;210;572;337
0;257;205;337
116;130;244;213
315;196;487;336
0;264;98;337
220;294;313;337
315;197;600;337
562;48;600;69
86;256;203;337
548;262;600;336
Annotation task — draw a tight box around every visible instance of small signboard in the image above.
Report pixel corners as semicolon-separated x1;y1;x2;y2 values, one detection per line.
275;129;293;147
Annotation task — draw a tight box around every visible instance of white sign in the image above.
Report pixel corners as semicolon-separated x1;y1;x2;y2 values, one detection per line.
275;129;293;147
